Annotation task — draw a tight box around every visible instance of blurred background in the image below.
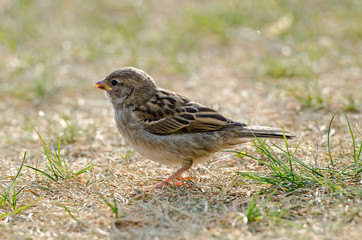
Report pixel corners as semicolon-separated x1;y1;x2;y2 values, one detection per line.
0;0;361;151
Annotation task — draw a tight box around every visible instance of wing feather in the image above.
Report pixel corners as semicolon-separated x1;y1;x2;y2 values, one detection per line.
135;90;234;135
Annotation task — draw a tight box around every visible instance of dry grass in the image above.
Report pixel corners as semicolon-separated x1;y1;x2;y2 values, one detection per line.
0;0;361;239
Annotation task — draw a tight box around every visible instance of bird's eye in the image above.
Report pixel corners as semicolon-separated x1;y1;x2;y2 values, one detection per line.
111;80;118;86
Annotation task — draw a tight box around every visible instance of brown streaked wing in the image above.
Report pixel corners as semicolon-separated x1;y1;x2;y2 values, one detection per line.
186;102;229;132
136;91;230;135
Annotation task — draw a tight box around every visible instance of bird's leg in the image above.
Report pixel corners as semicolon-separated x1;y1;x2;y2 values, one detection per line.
150;160;193;189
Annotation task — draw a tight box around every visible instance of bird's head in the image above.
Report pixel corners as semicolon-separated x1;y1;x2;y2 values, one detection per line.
95;67;157;109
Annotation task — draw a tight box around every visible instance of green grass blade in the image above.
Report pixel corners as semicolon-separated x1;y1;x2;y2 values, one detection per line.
11;152;27;187
0;198;41;218
230;151;272;168
60;204;78;221
56;137;68;172
258;140;297;183
355;140;362;176
0;152;27;208
34;129;59;168
340;108;362;176
99;193;119;218
282;129;294;176
42;144;59;180
238;172;282;188
341;109;357;162
25;165;58;182
270;142;324;177
253;141;289;175
75;164;94;176
327;111;338;169
58;137;62;165
245;194;260;222
256;138;291;175
35;129;61;171
46;163;59;181
290;155;324;177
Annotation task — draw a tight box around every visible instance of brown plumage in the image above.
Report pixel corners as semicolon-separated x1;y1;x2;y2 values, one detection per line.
95;67;295;188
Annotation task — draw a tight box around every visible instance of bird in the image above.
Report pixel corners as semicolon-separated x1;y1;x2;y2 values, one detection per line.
95;67;295;188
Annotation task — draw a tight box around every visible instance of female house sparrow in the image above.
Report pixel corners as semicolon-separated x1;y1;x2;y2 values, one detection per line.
95;67;295;188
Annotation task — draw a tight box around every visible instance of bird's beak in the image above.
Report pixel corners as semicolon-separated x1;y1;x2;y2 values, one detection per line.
94;79;112;91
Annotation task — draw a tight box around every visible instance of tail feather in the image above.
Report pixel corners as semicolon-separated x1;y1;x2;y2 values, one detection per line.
237;126;296;139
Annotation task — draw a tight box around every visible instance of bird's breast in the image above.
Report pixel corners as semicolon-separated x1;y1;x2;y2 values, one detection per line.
114;108;182;165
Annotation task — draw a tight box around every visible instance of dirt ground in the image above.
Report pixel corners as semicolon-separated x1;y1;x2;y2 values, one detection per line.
0;1;361;239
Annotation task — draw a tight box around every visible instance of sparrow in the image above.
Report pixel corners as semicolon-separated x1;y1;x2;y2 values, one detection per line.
95;67;295;188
